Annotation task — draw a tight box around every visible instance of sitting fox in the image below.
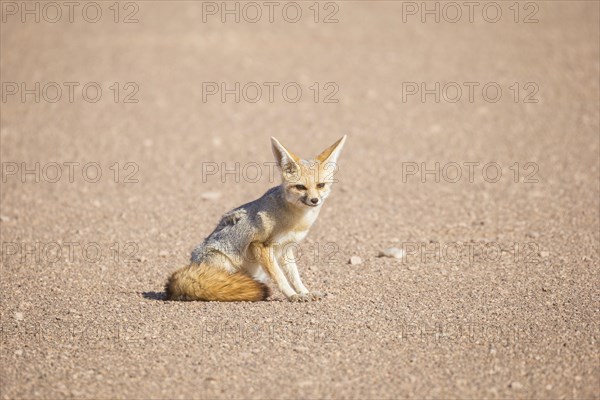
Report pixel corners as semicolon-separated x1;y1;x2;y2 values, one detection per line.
165;135;347;302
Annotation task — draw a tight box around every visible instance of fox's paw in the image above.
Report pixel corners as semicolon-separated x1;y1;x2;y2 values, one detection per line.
288;294;310;302
309;291;326;301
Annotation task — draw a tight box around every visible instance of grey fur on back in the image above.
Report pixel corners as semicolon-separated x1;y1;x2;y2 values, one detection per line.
190;186;288;266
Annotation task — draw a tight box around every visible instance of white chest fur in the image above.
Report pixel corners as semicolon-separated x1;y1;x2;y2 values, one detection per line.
272;206;321;246
273;230;308;246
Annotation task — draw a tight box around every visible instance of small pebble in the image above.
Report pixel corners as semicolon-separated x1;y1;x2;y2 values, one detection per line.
349;256;362;265
509;381;523;389
0;215;10;222
159;250;169;258
378;247;405;259
201;191;222;201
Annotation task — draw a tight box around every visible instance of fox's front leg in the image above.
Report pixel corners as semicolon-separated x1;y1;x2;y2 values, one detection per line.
280;247;324;301
252;243;297;299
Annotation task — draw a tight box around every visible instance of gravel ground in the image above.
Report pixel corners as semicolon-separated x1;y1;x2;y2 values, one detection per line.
1;1;599;399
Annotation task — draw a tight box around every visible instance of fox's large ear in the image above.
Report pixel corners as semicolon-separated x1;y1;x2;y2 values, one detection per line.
316;135;347;166
271;137;300;176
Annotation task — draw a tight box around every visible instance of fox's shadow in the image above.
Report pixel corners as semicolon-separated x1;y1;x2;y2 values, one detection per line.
142;291;167;301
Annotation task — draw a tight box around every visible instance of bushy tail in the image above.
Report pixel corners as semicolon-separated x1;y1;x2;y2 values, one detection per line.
165;263;270;302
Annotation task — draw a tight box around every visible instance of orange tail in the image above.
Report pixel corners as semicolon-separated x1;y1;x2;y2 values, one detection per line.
165;263;270;302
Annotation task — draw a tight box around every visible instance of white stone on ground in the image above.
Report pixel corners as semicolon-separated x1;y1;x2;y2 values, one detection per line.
349;256;362;265
378;247;406;259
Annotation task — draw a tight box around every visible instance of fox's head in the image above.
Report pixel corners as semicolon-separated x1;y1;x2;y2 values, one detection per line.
271;135;347;209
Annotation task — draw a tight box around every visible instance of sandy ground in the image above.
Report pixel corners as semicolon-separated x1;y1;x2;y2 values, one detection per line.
1;1;599;399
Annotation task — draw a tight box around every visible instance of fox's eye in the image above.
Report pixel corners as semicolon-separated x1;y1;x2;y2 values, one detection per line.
316;183;326;189
294;184;307;191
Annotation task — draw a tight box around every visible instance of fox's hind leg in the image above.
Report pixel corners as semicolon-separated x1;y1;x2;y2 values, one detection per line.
250;242;297;299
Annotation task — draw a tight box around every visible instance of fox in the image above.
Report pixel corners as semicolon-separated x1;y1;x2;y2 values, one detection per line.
164;135;347;302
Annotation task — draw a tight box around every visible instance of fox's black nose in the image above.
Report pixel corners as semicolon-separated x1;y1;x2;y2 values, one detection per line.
310;198;319;204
